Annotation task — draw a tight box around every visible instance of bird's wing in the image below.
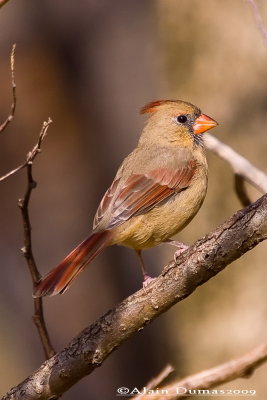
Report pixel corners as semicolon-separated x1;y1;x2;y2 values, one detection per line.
93;160;196;230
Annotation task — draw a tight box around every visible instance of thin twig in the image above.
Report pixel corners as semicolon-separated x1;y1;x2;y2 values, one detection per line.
204;133;267;193
0;44;17;133
18;119;55;360
133;365;174;400
247;0;267;47
149;343;267;400
0;118;52;182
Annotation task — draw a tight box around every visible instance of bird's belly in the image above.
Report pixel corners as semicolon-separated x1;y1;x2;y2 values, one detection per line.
111;176;207;250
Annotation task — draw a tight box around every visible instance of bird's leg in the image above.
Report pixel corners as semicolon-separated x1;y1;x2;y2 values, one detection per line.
135;250;155;288
164;239;189;262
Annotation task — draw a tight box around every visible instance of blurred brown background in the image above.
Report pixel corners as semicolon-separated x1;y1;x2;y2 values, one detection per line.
0;0;266;399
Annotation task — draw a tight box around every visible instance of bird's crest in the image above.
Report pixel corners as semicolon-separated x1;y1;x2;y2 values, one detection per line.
140;100;172;114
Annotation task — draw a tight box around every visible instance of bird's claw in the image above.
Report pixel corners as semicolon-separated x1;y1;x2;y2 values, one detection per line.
167;241;189;262
142;274;156;291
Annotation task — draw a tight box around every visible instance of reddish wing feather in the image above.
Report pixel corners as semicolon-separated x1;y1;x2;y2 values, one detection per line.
93;160;196;231
33;231;111;297
93;177;120;230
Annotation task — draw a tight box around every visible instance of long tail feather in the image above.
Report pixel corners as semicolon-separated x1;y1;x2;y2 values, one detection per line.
33;231;112;297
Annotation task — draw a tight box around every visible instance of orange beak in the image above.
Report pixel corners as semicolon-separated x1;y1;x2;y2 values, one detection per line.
193;113;218;135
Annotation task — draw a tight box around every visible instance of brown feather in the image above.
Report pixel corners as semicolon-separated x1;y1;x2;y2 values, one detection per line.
93;161;196;230
33;231;112;297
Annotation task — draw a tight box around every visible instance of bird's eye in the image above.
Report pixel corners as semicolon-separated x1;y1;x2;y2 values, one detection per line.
177;115;188;124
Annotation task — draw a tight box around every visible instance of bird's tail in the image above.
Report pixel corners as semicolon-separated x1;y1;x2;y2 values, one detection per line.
33;231;112;297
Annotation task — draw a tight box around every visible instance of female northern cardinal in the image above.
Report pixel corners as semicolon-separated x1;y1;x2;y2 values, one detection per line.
34;100;218;297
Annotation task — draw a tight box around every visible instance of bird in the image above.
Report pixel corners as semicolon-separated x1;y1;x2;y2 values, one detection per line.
33;99;218;297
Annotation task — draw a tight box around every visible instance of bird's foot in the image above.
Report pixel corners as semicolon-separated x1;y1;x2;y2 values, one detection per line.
165;240;189;262
173;246;189;262
142;274;156;291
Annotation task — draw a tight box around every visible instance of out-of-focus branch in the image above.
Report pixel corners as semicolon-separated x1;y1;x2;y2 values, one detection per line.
17;119;55;360
133;365;174;400
3;193;267;400
205;134;267;193
247;0;267;47
234;174;252;207
0;0;11;9
205;134;267;205
0;44;16;133
135;343;267;400
0;118;53;182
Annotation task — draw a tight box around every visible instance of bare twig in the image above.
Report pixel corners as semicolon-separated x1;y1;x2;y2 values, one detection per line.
0;43;54;358
205;133;267;193
0;44;16;133
133;365;174;400
17;119;55;360
147;343;267;400
3;193;267;399
247;0;267;47
0;118;52;182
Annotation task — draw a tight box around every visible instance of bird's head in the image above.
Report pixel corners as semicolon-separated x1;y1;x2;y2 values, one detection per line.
140;100;218;147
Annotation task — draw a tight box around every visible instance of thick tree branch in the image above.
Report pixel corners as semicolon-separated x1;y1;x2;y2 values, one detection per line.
0;44;16;133
133;343;267;400
17;119;55;359
3;193;267;400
